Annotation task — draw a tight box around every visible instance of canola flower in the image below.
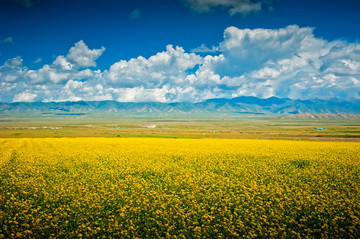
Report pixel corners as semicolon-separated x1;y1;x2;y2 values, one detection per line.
0;138;359;238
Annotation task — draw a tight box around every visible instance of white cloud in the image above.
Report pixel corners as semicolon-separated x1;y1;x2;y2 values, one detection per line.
28;65;70;84
26;41;103;85
0;26;360;102
0;57;27;83
105;45;203;89
201;25;360;99
33;57;42;64
66;40;105;68
216;25;325;75
53;56;74;70
191;44;219;53
3;56;23;68
13;92;37;102
180;0;268;15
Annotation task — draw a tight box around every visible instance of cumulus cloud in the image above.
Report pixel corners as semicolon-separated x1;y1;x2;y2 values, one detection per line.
1;25;360;102
216;25;326;76
13;92;37;102
66;40;105;68
104;45;203;88
208;26;360;99
0;57;27;83
191;44;219;53
0;41;106;102
180;0;270;15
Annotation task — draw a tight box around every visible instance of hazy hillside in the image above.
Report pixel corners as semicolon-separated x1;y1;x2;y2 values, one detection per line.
282;113;360;119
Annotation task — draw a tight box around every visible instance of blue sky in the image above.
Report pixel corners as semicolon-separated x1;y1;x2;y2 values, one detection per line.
1;0;360;102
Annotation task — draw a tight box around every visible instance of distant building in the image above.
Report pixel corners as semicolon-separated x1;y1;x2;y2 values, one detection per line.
315;128;328;130
141;124;157;128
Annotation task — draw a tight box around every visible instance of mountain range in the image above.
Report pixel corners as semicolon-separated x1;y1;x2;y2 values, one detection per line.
0;96;359;115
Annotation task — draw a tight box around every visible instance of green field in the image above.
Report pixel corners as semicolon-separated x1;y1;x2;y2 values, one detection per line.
0;113;359;140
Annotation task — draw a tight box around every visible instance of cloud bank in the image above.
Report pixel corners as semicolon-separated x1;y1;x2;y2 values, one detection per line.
1;25;360;102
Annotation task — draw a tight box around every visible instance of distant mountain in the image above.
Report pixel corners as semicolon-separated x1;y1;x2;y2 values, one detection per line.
0;97;359;115
205;96;288;106
282;113;360;119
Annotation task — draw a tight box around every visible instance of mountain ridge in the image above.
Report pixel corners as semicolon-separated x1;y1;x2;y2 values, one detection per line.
282;113;360;119
1;96;359;115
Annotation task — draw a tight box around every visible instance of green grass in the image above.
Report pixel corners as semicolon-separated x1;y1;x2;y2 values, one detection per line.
0;112;359;140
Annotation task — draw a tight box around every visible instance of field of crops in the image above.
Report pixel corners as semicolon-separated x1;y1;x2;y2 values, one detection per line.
0;138;359;238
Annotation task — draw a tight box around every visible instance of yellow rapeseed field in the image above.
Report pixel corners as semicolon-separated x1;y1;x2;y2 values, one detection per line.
0;138;359;238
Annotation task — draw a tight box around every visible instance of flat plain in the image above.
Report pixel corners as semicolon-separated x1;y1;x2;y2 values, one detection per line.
0;112;360;140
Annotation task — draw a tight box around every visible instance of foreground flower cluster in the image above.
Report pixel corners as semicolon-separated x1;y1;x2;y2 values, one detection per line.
0;138;359;238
